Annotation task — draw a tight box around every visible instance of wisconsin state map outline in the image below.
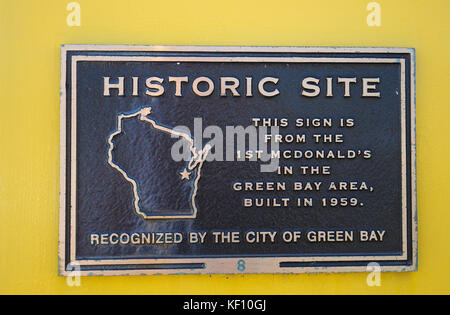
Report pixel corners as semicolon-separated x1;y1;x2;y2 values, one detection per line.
107;107;211;219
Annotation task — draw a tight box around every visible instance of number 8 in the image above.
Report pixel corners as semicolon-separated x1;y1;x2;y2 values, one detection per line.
237;259;246;271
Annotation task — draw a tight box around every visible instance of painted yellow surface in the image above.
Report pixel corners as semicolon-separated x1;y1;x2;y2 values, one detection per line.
0;0;449;294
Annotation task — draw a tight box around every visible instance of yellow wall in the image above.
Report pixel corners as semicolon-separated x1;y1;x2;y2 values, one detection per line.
0;0;449;294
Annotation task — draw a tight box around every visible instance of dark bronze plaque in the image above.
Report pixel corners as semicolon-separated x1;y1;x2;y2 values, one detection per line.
59;45;416;275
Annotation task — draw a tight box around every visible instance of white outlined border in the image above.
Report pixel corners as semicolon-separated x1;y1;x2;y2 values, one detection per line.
59;45;417;276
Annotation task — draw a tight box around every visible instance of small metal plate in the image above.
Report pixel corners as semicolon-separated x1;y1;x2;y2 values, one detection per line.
59;45;416;276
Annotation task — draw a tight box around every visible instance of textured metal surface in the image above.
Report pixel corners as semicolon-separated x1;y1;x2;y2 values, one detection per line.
59;45;416;275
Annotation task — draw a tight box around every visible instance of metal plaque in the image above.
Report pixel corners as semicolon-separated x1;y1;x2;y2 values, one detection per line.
59;45;416;275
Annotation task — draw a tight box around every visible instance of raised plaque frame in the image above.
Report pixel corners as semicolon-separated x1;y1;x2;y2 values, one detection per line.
59;45;417;276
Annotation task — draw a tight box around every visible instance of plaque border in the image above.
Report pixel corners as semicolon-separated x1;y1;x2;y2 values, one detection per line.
59;45;416;276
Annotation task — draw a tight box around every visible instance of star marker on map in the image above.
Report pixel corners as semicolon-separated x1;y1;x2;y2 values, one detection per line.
179;168;191;180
